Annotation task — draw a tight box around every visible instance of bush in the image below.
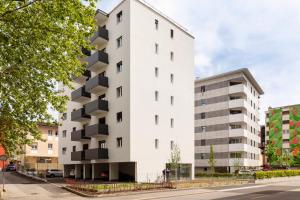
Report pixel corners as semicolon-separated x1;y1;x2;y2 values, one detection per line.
255;170;300;179
196;173;235;177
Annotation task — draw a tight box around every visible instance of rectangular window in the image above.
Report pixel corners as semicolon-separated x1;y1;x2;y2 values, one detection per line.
155;139;159;149
62;130;67;138
170;29;174;38
155;43;159;54
116;61;123;73
62;147;67;155
155;91;159;101
155;115;159;125
62;113;67;120
155;19;159;30
155;67;159;77
117;11;123;23
117;112;122;123
200;86;206;93
201;113;205;119
31;143;38;150
170;96;174;105
170;51;174;61
170;73;174;84
201;126;206;132
48;130;53;136
170;118;174;128
72;146;76;152
117;36;123;48
48;143;53;150
201;140;206;146
117;137;122;147
116;86;122;97
200;99;206;106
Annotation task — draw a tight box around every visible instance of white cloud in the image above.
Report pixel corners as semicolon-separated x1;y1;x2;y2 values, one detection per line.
98;0;300;124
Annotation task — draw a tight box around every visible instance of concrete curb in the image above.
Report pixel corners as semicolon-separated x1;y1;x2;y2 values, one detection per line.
16;171;48;183
255;176;300;184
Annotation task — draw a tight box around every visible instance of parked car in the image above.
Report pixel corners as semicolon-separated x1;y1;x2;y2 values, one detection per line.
46;169;63;178
6;164;16;171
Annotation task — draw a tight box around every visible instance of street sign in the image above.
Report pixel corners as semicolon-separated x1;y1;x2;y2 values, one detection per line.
0;155;7;161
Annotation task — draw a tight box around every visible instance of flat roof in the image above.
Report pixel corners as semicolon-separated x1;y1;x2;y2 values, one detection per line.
195;68;264;95
267;104;300;111
97;0;194;38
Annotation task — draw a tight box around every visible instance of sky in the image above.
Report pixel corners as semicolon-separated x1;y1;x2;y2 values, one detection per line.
96;0;300;124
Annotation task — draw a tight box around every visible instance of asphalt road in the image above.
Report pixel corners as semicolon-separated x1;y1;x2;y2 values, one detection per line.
1;172;300;200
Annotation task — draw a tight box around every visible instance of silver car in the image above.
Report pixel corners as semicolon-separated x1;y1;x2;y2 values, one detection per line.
46;169;63;178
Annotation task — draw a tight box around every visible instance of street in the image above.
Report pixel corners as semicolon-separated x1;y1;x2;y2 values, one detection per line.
1;172;300;200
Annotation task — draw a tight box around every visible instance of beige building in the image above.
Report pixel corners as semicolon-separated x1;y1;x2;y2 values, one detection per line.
195;68;264;173
18;123;60;170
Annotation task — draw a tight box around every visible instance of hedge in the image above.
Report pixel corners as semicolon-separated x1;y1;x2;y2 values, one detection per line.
196;173;235;177
255;170;300;179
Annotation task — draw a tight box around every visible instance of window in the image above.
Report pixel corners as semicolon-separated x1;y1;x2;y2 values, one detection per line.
117;36;122;48
170;51;174;61
62;113;67;120
155;43;159;54
117;112;122;123
170;118;174;128
200;113;205;119
201;126;206;132
117;137;122;147
201;140;206;146
251;126;253;133
170;141;174;150
62;130;67;138
48;143;53;150
251;113;253;120
116;86;122;97
117;61;123;73
117;11;123;23
155;139;159;149
200;86;206;93
31;143;38;150
155;115;159;125
155;19;159;30
72;146;76;152
62;147;67;155
48;130;53;136
55;131;58;137
170;74;174;84
155;91;159;101
170;96;174;105
72;127;76;132
155;67;159;77
170;29;174;38
230;152;242;158
200;99;206;106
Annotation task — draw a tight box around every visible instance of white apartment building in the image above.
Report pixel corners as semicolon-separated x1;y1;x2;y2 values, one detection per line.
59;0;194;182
194;68;264;173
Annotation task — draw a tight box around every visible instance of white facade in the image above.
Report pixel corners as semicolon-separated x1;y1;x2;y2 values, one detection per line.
194;68;263;173
59;0;194;182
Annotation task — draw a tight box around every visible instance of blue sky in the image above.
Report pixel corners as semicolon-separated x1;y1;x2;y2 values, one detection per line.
97;0;300;124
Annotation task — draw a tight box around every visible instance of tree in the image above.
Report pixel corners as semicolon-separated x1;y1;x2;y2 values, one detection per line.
265;144;279;167
208;145;216;174
233;158;242;174
0;0;97;155
281;149;294;168
169;144;181;180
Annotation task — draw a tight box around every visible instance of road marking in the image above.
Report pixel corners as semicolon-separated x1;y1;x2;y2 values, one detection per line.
218;185;267;192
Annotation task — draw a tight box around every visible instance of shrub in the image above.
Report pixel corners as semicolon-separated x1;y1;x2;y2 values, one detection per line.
196;173;235;178
255;170;300;179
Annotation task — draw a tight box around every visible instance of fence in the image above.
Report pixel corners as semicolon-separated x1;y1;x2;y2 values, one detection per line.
65;179;174;194
19;162;63;178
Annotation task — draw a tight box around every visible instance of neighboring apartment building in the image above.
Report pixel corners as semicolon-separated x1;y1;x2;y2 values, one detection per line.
194;68;264;173
18;123;59;170
265;104;300;165
259;125;267;166
59;0;194;182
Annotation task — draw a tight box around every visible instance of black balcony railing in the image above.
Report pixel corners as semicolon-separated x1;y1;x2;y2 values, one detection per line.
73;70;91;83
71;108;91;122
86;51;108;70
85;74;108;93
85;99;108;115
91;26;109;42
71;86;91;102
71;151;85;161
85;123;109;137
71;129;90;141
85;148;108;160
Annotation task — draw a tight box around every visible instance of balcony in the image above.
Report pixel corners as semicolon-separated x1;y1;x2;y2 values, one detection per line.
85;123;109;137
86;51;108;72
71;86;91;103
91;26;109;47
229;113;247;123
71;108;91;122
95;9;108;25
85;99;108;115
71;151;85;161
229;84;247;95
85;148;108;160
73;70;91;83
71;129;90;141
85;74;108;94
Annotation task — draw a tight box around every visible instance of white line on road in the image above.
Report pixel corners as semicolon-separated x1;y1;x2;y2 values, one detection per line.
218;185;267;192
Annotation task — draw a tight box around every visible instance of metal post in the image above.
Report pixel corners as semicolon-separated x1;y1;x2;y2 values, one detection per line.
2;160;5;192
